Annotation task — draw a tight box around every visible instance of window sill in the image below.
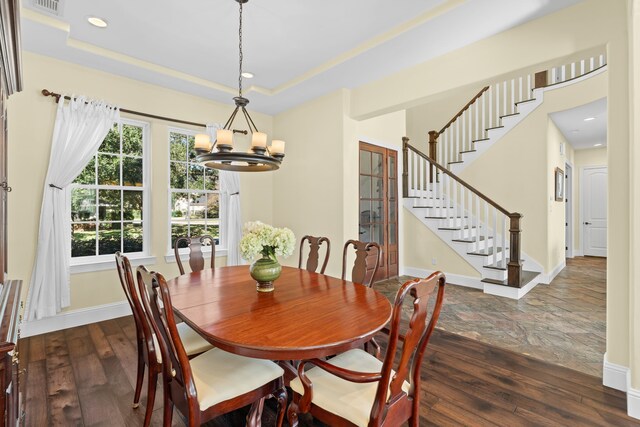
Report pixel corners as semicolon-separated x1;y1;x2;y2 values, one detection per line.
70;255;158;274
164;248;228;264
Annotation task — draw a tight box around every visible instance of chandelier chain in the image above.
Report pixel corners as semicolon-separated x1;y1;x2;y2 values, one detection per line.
238;0;243;97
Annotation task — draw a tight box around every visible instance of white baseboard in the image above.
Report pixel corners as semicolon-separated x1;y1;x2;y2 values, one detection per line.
22;301;131;338
483;277;539;300
573;248;584;257
540;260;566;284
629;380;640;420
403;267;483;290
603;352;628;392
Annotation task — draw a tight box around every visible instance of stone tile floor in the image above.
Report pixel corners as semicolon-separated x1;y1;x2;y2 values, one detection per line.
376;256;606;377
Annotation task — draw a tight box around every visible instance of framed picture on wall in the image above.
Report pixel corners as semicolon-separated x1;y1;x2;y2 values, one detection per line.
555;167;565;201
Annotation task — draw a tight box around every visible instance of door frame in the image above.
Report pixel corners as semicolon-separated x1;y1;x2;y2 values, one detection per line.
565;162;573;258
580;165;607;257
358;137;402;278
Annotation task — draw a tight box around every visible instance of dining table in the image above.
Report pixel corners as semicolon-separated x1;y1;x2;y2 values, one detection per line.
166;265;393;363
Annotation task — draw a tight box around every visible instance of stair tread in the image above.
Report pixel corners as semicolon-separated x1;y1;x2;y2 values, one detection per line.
483;259;524;270
515;98;537;105
499;112;520;118
486;125;505;130
427;216;469;220
438;226;478;231
481;270;541;287
472;137;490;143
448;161;464;165
412;205;454;208
468;247;504;256
452;236;489;243
460;149;477;154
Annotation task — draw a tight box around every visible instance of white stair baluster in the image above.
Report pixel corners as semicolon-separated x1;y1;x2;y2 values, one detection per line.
518;77;523;104
492;207;498;263
482;92;486;138
460;185;465;231
561;64;566;82
599;54;605;67
475;194;480;248
484;201;489;250
461;111;466;154
502;81;507;117
580;59;585;76
495;83;500;126
475;100;479;142
511;79;515;114
527;74;532;100
456;119;460;162
408;150;413;197
502;215;508;268
590;56;595;72
489;87;493;128
571;62;576;79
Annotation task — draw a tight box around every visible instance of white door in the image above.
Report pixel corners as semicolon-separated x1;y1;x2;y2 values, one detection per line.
582;167;607;257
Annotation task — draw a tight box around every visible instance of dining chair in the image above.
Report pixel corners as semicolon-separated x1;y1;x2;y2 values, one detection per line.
287;272;446;427
341;240;381;288
136;266;288;427
174;235;216;275
298;235;331;274
115;253;213;427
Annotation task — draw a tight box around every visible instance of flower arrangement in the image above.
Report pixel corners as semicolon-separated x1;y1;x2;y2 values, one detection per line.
240;221;295;261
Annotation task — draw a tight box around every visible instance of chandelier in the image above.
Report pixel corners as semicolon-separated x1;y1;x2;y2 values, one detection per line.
195;0;285;172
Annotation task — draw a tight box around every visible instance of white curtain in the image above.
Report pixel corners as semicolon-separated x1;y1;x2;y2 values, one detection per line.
206;124;242;265
26;96;120;320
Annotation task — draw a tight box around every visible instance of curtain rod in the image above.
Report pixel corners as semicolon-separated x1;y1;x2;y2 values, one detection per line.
40;89;248;135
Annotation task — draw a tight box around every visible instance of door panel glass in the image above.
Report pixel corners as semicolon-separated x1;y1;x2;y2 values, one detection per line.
359;200;371;223
360;151;371;174
372;223;383;245
372;177;383;199
372;152;383;176
389;156;396;178
389;223;397;245
371;201;383;222
360;176;372;198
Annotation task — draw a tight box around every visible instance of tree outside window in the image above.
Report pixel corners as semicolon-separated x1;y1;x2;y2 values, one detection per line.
169;130;220;249
71;121;147;258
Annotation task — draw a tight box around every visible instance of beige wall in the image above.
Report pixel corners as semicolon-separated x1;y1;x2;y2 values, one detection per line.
8;52;274;312
572;147;607;253
547;120;570;273
272;90;347;277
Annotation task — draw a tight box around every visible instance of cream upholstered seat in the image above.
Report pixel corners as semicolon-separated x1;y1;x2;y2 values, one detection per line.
177;322;213;356
288;273;446;427
290;349;409;427
137;267;288;426
190;347;284;411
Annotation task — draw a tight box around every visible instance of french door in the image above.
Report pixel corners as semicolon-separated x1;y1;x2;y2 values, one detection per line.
358;142;398;282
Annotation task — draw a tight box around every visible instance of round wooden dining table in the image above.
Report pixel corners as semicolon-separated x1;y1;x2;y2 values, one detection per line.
166;265;392;361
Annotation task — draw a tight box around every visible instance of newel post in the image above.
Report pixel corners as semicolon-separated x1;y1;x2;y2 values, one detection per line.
402;137;409;198
507;213;523;288
428;130;438;183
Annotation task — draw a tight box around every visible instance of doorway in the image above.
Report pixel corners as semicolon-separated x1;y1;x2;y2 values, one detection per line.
358;142;398;281
582;166;607;257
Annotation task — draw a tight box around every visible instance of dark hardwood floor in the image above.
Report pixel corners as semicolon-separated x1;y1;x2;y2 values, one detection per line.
20;316;638;426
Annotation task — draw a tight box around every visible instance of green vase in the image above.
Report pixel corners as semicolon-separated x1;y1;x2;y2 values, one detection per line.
249;255;281;292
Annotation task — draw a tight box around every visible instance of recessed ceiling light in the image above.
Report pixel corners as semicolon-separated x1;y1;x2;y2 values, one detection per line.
571;129;580;133
584;117;596;122
87;16;108;28
241;72;254;79
594;143;603;147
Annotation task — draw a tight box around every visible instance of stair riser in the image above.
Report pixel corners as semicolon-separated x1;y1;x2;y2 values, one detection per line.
482;268;508;281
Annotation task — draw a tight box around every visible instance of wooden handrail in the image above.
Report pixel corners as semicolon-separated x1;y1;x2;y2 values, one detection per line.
406;143;511;216
438;86;490;135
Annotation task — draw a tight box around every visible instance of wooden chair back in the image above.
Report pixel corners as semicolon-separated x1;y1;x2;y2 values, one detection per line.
341;240;381;287
372;272;446;424
115;252;159;365
298;235;331;274
174;235;216;275
136;267;200;421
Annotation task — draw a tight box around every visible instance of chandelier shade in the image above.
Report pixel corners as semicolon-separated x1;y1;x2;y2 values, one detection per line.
195;0;285;172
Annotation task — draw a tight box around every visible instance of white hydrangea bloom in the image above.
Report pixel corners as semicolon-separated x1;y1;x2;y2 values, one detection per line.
239;221;296;261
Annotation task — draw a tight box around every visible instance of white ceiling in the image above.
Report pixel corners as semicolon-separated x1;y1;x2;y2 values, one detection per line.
550;97;607;150
22;0;584;115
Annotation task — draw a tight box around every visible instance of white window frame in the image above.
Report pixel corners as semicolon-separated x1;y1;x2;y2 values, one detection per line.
166;127;226;262
70;118;154;273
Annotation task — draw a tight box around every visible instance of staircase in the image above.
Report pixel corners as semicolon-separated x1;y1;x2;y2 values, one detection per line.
403;52;607;299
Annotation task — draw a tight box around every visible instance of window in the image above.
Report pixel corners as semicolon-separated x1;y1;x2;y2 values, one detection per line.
71;120;149;260
168;129;220;250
